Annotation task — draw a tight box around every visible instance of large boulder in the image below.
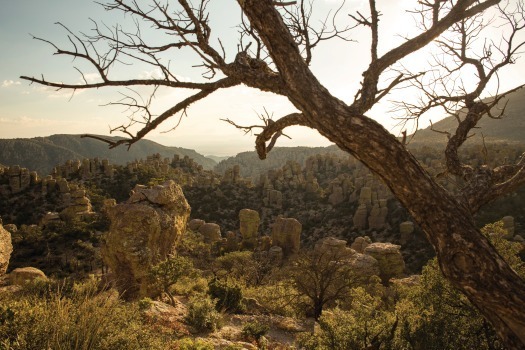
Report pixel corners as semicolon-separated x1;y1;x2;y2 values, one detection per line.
102;180;191;300
188;219;205;231
271;217;302;256
364;242;405;282
348;253;380;278
0;224;13;275
199;223;222;243
8;267;47;285
314;237;350;257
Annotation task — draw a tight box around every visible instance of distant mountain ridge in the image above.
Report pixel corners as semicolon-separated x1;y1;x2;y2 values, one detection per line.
214;145;345;179
0;134;216;175
409;87;525;145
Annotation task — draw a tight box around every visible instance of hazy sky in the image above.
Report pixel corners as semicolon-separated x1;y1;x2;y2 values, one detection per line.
1;0;524;156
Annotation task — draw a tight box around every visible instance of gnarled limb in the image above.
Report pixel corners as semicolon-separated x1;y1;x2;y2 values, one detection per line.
224;112;310;159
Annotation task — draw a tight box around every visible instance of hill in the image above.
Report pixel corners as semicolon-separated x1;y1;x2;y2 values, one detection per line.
0;134;216;175
409;87;525;146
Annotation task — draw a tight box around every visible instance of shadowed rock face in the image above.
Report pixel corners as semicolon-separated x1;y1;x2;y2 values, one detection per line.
0;223;13;275
102;180;190;300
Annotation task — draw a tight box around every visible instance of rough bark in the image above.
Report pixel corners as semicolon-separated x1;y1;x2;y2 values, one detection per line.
241;0;525;347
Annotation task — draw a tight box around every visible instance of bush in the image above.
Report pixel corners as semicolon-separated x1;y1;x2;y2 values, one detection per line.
138;297;153;311
185;296;222;332
0;279;172;350
241;321;270;342
173;275;208;297
150;254;193;305
177;338;214;350
208;278;244;313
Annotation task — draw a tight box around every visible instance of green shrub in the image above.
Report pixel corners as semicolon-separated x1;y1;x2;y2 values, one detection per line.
0;279;172;350
241;321;270;342
173;275;208;296
208;278;244;313
177;337;214;350
150;253;193;305
185;296;222;332
138;297;153;311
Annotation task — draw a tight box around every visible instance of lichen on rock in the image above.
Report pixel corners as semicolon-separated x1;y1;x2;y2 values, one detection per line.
102;180;191;300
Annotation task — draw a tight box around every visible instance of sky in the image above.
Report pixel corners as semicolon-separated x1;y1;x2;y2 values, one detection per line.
1;0;524;156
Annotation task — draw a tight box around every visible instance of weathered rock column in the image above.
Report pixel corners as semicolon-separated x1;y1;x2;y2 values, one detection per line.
271;217;302;257
239;209;260;249
364;242;405;283
102;180;191;300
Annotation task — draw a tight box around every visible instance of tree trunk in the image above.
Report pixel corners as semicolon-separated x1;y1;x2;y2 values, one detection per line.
301;92;525;348
314;299;323;321
240;3;525;344
308;101;525;348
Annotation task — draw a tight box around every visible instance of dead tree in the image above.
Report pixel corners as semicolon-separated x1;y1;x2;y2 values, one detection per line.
20;0;525;347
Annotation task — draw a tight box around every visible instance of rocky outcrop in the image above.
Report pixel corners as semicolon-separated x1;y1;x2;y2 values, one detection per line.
314;237;379;278
263;189;283;209
199;223;222;243
7;165;33;194
188;219;205;231
39;212;61;227
239;209;260;248
364;242;405;282
0;223;13;275
399;221;415;245
102;180;191;300
347;252;380;278
314;237;350;256
351;236;372;253
353;204;368;230
8;267;47;285
368;200;388;230
271;217;302;257
59;184;95;220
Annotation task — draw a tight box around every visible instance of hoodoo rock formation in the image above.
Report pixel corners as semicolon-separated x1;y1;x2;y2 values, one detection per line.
102;180;191;299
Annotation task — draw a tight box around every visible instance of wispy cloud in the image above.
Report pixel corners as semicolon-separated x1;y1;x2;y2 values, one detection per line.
2;80;21;88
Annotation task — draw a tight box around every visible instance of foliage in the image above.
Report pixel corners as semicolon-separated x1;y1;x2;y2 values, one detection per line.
295;222;524;350
185;296;222;332
150;253;193;305
173;275;209;297
244;282;300;318
9;215;105;278
286;248;361;319
0;278;172;350
137;297;153;311
214;250;275;286
390;221;523;350
296;288;397;350
177;338;214;350
213;251;256;282
208;278;244;313
241;321;270;342
178;229;213;270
